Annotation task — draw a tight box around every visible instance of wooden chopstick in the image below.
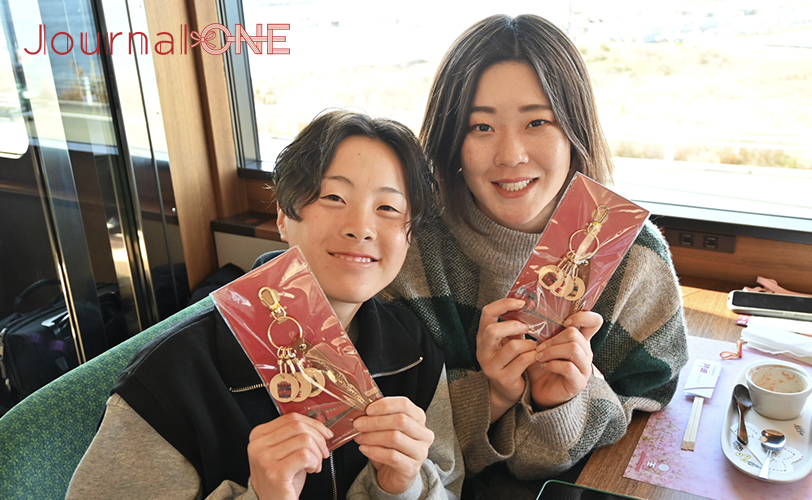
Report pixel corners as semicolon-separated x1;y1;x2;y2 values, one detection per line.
681;396;704;451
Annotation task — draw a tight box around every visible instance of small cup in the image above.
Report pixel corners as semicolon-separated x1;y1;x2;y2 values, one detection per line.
746;361;812;420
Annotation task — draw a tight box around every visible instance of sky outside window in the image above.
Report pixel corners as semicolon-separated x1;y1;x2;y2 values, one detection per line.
240;0;812;221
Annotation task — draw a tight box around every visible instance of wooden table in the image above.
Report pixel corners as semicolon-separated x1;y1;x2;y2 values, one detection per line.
575;277;745;500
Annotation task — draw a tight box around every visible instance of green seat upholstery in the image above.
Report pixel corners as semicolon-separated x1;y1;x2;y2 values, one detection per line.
0;296;213;500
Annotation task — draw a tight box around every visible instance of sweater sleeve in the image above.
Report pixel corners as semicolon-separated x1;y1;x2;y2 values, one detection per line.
347;367;464;500
445;369;626;479
446;225;688;480
66;394;258;500
591;223;689;419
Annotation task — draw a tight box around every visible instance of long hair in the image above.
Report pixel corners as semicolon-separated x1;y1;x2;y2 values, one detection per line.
421;14;613;226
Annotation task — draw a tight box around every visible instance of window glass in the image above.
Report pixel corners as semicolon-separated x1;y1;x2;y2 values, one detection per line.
238;0;812;221
0;16;28;159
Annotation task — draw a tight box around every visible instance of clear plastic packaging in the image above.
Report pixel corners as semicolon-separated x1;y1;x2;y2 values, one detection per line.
500;173;650;341
211;246;382;450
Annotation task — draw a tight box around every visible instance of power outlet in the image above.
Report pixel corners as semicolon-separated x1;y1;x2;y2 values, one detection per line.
663;228;736;253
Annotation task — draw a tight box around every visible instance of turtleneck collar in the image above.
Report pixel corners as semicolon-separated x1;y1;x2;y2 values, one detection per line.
444;191;544;266
442;192;547;306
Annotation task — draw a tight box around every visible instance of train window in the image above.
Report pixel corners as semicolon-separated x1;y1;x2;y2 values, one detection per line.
226;1;812;231
0;17;28;159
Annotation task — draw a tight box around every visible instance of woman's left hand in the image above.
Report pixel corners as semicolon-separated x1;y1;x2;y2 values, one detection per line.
353;396;434;494
527;311;603;409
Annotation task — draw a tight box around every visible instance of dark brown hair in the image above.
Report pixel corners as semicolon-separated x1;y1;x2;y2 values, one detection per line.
273;109;436;240
421;14;613;226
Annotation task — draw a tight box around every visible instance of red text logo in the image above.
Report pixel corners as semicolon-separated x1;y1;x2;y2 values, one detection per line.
23;23;290;56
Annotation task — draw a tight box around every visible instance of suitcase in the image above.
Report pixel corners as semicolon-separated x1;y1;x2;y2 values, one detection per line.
0;279;125;413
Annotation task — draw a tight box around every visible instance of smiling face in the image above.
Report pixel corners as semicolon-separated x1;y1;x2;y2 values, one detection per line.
461;61;572;233
276;135;410;325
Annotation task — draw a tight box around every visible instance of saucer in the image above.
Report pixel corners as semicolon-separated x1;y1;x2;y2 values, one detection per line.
721;361;812;483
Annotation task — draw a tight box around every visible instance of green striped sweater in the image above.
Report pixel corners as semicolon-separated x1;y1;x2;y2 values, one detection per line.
382;194;688;490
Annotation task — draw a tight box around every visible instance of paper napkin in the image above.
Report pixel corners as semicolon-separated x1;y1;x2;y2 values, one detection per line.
742;325;812;366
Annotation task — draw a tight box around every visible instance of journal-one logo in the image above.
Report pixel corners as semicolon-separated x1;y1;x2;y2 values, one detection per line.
24;23;290;56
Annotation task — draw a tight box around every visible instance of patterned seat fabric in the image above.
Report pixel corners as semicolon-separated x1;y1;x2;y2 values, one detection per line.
0;296;213;500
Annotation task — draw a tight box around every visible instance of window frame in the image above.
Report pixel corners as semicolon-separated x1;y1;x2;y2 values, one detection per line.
217;0;263;173
222;0;812;242
0;12;29;159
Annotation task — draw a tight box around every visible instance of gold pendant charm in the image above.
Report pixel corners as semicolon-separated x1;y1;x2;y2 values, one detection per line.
292;372;312;402
304;367;325;398
270;373;300;403
566;276;586;301
550;274;575;298
538;265;563;290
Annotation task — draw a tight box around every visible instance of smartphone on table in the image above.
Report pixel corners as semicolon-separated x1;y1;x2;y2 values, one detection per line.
536;480;641;500
726;290;812;322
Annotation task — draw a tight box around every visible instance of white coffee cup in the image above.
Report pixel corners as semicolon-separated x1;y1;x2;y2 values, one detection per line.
746;361;812;420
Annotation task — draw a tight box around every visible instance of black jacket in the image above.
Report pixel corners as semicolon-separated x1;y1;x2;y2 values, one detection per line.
114;252;444;499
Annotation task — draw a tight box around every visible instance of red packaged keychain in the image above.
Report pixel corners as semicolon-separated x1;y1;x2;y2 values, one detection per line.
501;173;650;342
211;246;382;451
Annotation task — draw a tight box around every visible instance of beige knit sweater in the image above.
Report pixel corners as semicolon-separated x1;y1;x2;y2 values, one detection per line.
384;194;688;495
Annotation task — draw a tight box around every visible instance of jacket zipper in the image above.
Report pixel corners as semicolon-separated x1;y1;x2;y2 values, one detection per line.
229;386;339;500
228;382;265;393
0;328;7;387
229;356;424;391
370;356;422;379
330;451;337;500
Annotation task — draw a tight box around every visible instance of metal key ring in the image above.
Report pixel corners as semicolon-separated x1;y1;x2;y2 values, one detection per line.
259;286;304;349
568;229;601;262
267;315;304;350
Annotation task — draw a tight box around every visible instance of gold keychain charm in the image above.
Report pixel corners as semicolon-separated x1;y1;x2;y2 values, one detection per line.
260;286;370;410
539;205;609;302
303;367;325;398
261;287;306;403
286;336;326;399
293;338;370;411
270;348;300;403
287;350;312;402
260;287;303;345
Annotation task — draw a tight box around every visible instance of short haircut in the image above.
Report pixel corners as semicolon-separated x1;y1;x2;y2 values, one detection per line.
421;14;614;226
273;109;436;241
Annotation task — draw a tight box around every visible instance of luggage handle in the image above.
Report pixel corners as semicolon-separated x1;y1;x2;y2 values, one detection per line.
12;279;62;313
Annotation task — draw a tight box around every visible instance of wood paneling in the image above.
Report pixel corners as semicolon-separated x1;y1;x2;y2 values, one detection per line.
245;178;276;214
671;235;812;295
143;0;249;289
187;0;248;218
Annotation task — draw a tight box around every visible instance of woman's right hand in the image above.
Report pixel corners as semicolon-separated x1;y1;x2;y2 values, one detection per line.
247;412;333;500
477;297;539;423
